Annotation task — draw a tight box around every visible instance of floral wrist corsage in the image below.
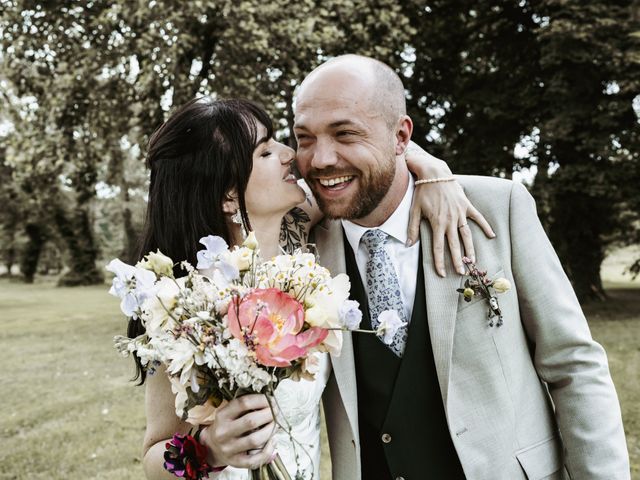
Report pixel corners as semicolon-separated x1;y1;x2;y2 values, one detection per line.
457;256;511;327
164;428;225;479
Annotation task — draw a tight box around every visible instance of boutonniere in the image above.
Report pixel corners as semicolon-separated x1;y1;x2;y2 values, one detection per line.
457;257;511;327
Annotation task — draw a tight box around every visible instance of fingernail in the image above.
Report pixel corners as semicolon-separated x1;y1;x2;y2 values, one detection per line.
470;255;476;263
269;452;277;462
405;239;414;247
490;231;496;238
457;267;465;275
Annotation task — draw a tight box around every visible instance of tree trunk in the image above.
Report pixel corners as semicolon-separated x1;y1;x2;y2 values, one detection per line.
54;200;104;286
20;223;45;283
548;190;608;303
283;82;296;149
120;185;140;264
2;219;18;277
5;245;15;276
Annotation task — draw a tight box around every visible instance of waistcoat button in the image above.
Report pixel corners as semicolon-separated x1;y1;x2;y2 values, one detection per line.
381;433;392;443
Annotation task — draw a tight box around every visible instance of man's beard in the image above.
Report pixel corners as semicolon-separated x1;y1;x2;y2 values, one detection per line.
307;159;396;220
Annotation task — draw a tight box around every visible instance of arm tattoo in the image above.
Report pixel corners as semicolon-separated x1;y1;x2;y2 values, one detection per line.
280;207;311;252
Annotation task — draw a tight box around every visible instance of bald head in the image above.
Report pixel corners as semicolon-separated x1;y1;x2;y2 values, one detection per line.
298;54;406;127
294;54;413;226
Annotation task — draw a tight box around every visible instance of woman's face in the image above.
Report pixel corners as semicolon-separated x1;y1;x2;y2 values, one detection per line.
244;123;306;220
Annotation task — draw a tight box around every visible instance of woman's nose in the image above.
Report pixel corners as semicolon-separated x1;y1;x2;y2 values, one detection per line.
280;146;295;165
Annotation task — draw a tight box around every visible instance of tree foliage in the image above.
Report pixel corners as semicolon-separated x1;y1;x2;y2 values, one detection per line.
404;0;639;301
0;0;638;300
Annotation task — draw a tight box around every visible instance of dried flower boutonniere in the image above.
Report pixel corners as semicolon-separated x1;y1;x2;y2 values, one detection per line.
457;257;511;327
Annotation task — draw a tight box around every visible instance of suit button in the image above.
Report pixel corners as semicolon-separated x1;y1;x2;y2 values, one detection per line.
381;433;392;443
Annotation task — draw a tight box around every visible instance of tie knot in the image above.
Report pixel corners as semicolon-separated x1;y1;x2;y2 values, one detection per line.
361;229;388;252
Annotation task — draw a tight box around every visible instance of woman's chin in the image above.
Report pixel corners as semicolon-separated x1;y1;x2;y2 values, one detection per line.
290;186;307;208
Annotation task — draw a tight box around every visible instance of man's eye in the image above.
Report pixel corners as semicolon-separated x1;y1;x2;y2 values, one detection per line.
337;131;355;137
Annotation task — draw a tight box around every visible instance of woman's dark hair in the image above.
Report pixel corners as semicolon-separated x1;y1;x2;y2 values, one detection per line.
128;97;273;383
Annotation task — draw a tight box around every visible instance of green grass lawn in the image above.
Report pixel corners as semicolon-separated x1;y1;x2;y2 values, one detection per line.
0;272;638;479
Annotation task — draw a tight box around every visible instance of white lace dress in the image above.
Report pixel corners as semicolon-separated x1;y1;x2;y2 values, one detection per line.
213;353;331;480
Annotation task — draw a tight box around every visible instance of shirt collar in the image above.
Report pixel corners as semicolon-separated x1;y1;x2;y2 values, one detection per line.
342;174;414;252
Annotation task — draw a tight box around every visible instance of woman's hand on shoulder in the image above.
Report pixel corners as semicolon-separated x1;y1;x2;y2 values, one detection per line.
200;394;276;470
405;143;495;277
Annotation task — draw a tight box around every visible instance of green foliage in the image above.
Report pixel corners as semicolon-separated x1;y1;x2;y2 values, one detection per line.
0;0;638;298
532;0;640;300
403;0;640;301
404;1;542;176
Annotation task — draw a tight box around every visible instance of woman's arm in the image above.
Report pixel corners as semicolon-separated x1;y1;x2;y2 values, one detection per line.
142;367;276;478
285;143;495;277
142;369;193;479
405;142;495;277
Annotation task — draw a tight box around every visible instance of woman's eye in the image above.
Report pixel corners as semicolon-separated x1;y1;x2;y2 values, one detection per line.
261;150;272;158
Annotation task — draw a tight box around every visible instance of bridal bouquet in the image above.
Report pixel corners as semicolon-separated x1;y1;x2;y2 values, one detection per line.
108;234;404;480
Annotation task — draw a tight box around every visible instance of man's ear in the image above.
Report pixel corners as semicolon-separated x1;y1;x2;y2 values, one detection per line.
395;115;413;155
222;191;239;215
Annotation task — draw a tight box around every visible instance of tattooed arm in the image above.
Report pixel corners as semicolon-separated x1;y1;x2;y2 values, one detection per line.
280;180;322;252
280;206;312;252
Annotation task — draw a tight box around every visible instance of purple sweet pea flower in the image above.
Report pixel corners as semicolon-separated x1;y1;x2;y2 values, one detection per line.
339;300;363;330
106;259;156;317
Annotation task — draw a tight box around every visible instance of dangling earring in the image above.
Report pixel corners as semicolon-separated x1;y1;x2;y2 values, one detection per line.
231;209;247;239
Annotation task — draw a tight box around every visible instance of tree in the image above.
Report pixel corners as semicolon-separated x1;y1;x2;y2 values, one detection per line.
532;0;640;300
403;0;639;301
1;0;414;281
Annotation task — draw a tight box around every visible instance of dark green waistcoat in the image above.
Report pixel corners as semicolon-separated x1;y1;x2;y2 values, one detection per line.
345;235;465;479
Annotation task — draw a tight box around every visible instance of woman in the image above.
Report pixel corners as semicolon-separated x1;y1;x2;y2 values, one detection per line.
134;97;493;479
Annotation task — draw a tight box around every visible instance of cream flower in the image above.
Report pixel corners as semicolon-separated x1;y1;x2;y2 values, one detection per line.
137;249;174;277
493;278;511;294
224;247;253;272
242;231;259;250
141;276;183;334
170;377;222;426
304;273;351;328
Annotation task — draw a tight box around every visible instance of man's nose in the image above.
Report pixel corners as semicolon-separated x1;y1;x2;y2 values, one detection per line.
311;140;338;170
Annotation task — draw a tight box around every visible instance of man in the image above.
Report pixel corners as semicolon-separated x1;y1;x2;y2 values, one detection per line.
295;54;629;479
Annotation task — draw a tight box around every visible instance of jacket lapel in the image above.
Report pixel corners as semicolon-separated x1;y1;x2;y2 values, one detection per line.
419;222;459;410
315;220;459;431
314;219;360;440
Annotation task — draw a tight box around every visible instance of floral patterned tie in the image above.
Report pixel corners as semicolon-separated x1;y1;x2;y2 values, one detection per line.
361;229;408;356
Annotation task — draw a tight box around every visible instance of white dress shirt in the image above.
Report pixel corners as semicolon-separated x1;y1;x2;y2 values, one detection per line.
342;175;421;323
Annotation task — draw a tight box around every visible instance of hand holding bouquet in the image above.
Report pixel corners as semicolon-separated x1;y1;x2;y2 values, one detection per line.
108;233;407;480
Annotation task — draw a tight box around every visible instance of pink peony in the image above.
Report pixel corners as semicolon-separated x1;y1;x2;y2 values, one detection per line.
228;288;328;367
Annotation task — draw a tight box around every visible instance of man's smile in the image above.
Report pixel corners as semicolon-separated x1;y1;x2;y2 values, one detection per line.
317;175;355;189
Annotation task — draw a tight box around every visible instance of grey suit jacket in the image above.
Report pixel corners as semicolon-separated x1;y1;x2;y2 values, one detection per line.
315;176;629;480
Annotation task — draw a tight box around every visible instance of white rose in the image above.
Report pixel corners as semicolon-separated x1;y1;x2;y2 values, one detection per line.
290;353;322;382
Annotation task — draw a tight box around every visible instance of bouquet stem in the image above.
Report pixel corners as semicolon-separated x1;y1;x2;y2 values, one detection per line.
250;453;292;480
